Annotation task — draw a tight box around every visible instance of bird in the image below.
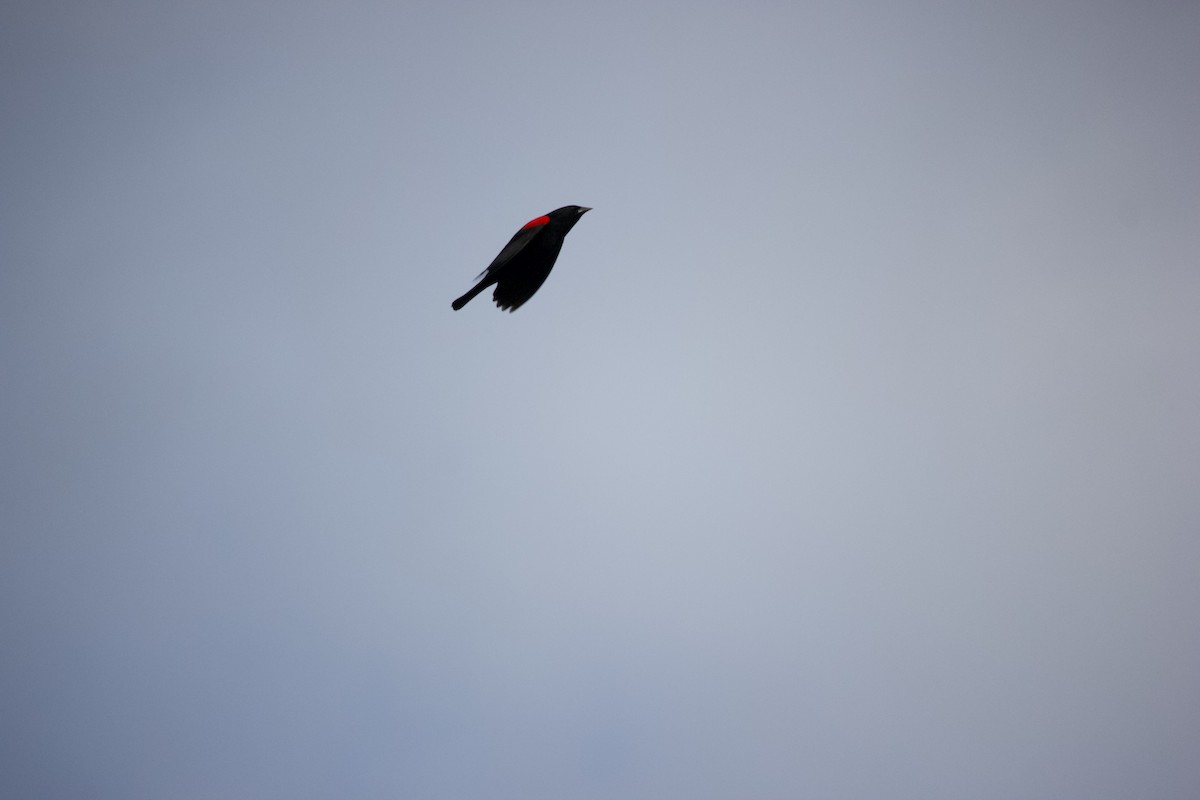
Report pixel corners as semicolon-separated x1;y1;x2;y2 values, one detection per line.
452;205;591;312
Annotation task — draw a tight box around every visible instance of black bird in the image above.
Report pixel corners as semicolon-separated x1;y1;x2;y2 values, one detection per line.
452;205;591;312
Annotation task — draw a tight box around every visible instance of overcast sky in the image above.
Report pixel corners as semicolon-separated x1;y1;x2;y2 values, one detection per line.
3;2;1199;798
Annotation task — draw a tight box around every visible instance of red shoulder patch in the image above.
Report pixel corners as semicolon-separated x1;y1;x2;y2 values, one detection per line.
520;215;550;230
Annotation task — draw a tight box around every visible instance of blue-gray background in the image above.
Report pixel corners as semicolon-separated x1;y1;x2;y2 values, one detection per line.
3;2;1198;798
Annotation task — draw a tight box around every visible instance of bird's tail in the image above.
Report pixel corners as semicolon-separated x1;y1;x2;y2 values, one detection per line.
451;280;489;311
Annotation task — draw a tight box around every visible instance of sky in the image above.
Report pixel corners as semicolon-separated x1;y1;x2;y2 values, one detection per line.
2;1;1199;798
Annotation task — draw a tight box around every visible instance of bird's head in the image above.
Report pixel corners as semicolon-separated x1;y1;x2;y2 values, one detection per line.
547;205;591;230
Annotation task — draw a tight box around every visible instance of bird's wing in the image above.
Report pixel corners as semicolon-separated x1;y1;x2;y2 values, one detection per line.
475;219;548;279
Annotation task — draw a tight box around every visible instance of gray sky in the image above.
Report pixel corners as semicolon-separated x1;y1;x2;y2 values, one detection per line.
3;2;1199;798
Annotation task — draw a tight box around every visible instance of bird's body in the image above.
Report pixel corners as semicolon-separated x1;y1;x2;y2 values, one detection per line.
452;205;591;312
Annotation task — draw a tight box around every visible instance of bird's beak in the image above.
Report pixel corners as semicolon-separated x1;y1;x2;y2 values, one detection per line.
579;207;592;214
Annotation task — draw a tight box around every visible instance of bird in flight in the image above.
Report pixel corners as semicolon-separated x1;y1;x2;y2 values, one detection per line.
452;205;591;312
